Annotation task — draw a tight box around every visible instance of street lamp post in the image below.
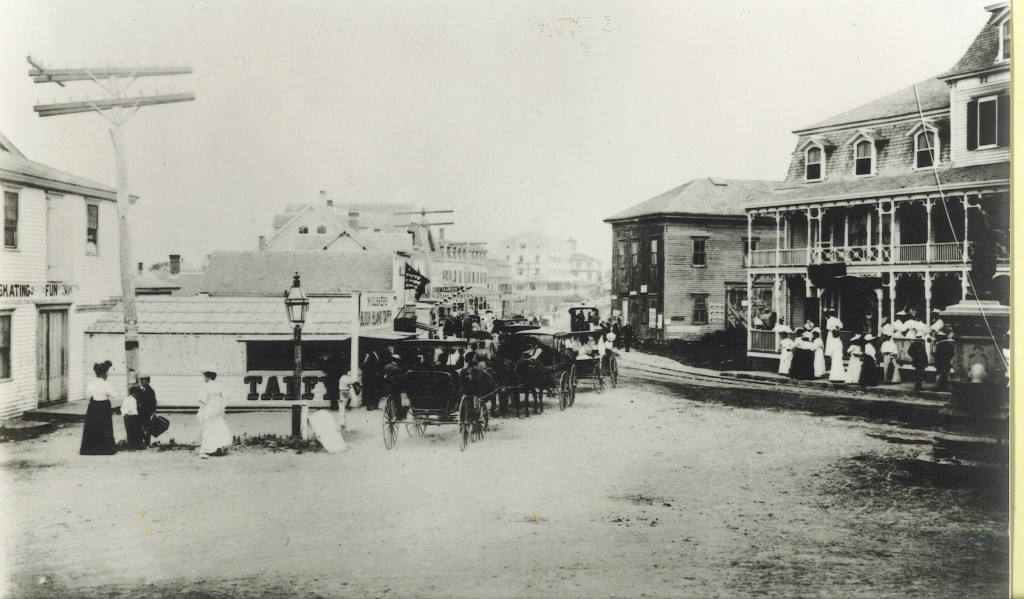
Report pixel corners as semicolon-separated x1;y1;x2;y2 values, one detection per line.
284;273;310;437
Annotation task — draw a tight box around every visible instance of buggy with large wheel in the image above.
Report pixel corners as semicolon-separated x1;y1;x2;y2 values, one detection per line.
514;329;616;408
380;339;491;451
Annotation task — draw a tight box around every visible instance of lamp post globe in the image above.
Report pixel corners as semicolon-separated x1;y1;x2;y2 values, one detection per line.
284;272;310;405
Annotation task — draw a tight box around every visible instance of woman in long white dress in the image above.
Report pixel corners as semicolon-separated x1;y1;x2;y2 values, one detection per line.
778;335;794;375
812;330;827;378
196;367;233;458
828;344;847;382
845;339;863;385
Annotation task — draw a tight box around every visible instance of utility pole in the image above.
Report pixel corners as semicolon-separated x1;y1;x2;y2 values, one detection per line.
28;56;194;392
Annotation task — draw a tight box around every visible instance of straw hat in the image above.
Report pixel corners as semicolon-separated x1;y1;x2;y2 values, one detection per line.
864;334;875;341
850;334;862;342
199;365;217;375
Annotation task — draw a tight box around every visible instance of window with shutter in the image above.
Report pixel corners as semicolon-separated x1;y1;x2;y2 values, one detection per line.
997;94;1010;147
977;96;998;148
86;204;99;255
966;99;978;151
3;191;16;249
0;313;9;379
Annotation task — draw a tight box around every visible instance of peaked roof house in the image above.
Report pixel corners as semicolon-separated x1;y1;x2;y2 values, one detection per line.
743;3;1010;371
604;178;781;340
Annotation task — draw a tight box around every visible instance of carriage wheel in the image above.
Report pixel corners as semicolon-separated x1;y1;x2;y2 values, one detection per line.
458;395;471;451
592;362;605;394
481;400;490;432
471;400;486;442
609;355;619;388
405;420;426;438
569;364;577;406
382;395;399;449
558;372;568;411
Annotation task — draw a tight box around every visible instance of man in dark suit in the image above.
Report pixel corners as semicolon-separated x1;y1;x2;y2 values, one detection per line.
907;333;929;391
621;324;635;352
138;376;158;447
933;330;956;391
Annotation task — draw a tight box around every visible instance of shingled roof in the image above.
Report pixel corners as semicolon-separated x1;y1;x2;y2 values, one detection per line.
750;162;1010;209
939;4;1010;80
0;135;119;200
604;178;782;222
86;296;355;339
796;76;949;133
204;250;396;296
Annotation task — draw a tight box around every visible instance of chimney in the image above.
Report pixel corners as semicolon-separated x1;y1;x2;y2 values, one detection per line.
326;199;333;207
169;254;181;276
258;235;267;251
137;262;143;274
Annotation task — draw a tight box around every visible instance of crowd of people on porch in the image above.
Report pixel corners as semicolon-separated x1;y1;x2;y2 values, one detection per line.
772;306;961;392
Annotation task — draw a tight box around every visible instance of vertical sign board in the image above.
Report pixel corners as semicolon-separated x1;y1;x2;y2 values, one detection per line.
359;293;397;329
708;302;726;323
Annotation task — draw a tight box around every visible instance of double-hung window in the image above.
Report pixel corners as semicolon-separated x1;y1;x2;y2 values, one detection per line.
805;146;824;181
914;129;939;169
854;140;874;176
3;191;17;249
692;238;707;267
86;205;99;255
968;94;1009;150
630;240;639;267
650;238;659;266
0;313;9;379
1001;19;1011;61
692;294;709;325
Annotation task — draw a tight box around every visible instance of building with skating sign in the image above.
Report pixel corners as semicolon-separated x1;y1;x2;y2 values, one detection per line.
0;133;124;418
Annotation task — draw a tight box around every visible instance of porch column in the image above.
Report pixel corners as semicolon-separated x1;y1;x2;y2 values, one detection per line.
961;195;971;264
875;286;884;335
925;199;933;262
924;273;932;327
746;272;753;351
875;203;885;262
962;267;970;300
805;209;812;265
774;211;781;267
843;211;850;247
773;273;781;316
747;212;753;267
887;275;897;326
866;207;872;252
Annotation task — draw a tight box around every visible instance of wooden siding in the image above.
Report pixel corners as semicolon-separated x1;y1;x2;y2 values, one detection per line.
949;74;1010;166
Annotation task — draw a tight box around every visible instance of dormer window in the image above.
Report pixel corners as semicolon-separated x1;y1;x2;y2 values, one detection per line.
316;225;327;234
1000;19;1011;61
805;146;824;181
854;140;874;176
914;129;939;169
298;226;309;234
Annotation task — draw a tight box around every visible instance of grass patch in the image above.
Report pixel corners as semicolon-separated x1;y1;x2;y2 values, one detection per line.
232;434;323;454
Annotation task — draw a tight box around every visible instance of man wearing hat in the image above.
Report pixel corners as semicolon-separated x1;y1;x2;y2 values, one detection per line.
929;309;945;333
138;375;158;447
907;330;929;391
933;329;955;391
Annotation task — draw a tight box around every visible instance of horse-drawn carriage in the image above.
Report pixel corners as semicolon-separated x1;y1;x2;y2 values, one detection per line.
514;329;617;406
381;339;495;451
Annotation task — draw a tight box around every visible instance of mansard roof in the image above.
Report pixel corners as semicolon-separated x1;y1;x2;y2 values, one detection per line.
939;4;1010;80
795;76;949;133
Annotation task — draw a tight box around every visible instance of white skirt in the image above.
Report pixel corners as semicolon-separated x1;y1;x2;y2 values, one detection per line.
828;353;847;382
778;349;793;375
813;349;827;378
845;356;862;385
198;416;233;454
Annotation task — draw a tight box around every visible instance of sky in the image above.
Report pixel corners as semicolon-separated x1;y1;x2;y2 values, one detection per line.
0;0;995;269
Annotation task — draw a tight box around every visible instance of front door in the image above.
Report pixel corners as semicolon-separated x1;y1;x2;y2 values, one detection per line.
37;308;68;406
725;287;747;330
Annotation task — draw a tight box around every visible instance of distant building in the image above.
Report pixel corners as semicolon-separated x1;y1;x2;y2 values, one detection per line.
0;133;124;418
497;230;603;313
744;3;1010;368
605;178;780;340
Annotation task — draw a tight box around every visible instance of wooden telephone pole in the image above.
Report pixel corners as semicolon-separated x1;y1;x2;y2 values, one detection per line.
394;208;455;302
28;56;194;391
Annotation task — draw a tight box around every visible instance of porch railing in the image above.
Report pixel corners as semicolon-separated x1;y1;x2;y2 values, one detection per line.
749;250;775;267
778;248;808;266
932;242;966;263
895;244;927;263
749;329;779;353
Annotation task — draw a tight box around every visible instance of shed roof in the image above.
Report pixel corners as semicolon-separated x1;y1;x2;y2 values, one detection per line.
796;77;949;132
204;250;395;296
0;136;120;200
86;296;356;338
939;5;1009;80
604;178;782;222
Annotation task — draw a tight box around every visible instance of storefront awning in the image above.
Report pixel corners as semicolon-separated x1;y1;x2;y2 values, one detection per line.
359;330;418;341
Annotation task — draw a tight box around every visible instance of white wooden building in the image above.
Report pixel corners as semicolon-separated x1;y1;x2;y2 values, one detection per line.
0;134;123;419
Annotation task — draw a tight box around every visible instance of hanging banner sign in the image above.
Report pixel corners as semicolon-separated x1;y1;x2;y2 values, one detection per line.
359;293;396;327
0;281;78;306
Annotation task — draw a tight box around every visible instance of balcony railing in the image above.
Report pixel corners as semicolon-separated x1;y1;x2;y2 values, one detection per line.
932;242;967;263
749;329;780;353
895;244;926;263
748;242;975;268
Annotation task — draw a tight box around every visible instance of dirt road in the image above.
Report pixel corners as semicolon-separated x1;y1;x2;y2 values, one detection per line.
0;374;1007;598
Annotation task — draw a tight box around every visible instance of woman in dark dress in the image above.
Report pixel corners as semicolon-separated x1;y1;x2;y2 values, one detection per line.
80;360;118;455
790;332;817;380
